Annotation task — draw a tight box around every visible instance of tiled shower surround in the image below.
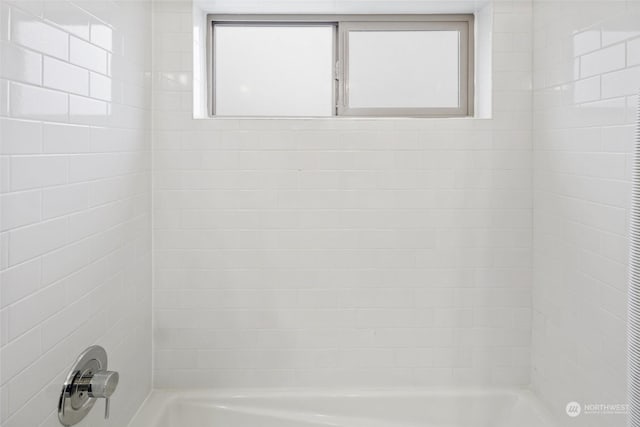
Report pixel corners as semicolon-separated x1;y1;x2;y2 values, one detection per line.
152;0;535;388
0;0;639;426
0;1;152;426
533;1;640;425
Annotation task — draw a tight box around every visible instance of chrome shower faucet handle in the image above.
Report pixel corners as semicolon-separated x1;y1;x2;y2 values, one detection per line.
58;346;119;426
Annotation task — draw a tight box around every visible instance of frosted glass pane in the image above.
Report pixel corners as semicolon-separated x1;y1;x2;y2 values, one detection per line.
347;31;460;108
214;25;334;116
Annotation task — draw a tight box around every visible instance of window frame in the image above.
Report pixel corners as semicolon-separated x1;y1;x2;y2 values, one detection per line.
207;14;475;118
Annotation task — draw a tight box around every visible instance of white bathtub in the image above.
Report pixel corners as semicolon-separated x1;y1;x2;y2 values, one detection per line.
128;388;559;427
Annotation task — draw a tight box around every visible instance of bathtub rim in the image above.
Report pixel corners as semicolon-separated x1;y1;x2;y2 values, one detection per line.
128;386;559;426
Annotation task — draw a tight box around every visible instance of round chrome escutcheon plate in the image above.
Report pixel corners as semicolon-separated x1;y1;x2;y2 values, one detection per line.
58;346;108;426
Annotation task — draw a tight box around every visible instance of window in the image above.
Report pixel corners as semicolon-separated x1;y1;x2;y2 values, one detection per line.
208;15;474;117
213;25;335;116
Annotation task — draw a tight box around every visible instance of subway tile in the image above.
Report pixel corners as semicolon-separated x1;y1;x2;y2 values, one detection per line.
40;292;94;351
572;76;600;104
43;56;89;96
628;37;640;66
69;94;107;125
9;83;68;122
5;0;44;19
580;43;626;77
9;155;67;191
0;41;42;85
10;7;68;60
42;123;89;153
41;239;90;286
0;118;42;154
8;217;68;266
601;16;640;46
572;29;600;56
0;79;8;116
7;281;66;340
70;35;107;74
90;22;113;51
0;2;9;41
0;156;8;193
0;328;41;385
601;66;640;99
0;190;41;231
43;0;91;40
42;183;89;219
89;72;112;101
0;258;41;308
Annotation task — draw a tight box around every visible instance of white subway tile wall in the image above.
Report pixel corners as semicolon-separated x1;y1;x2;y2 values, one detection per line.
532;1;638;425
1;0;633;422
0;0;152;426
152;0;534;388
